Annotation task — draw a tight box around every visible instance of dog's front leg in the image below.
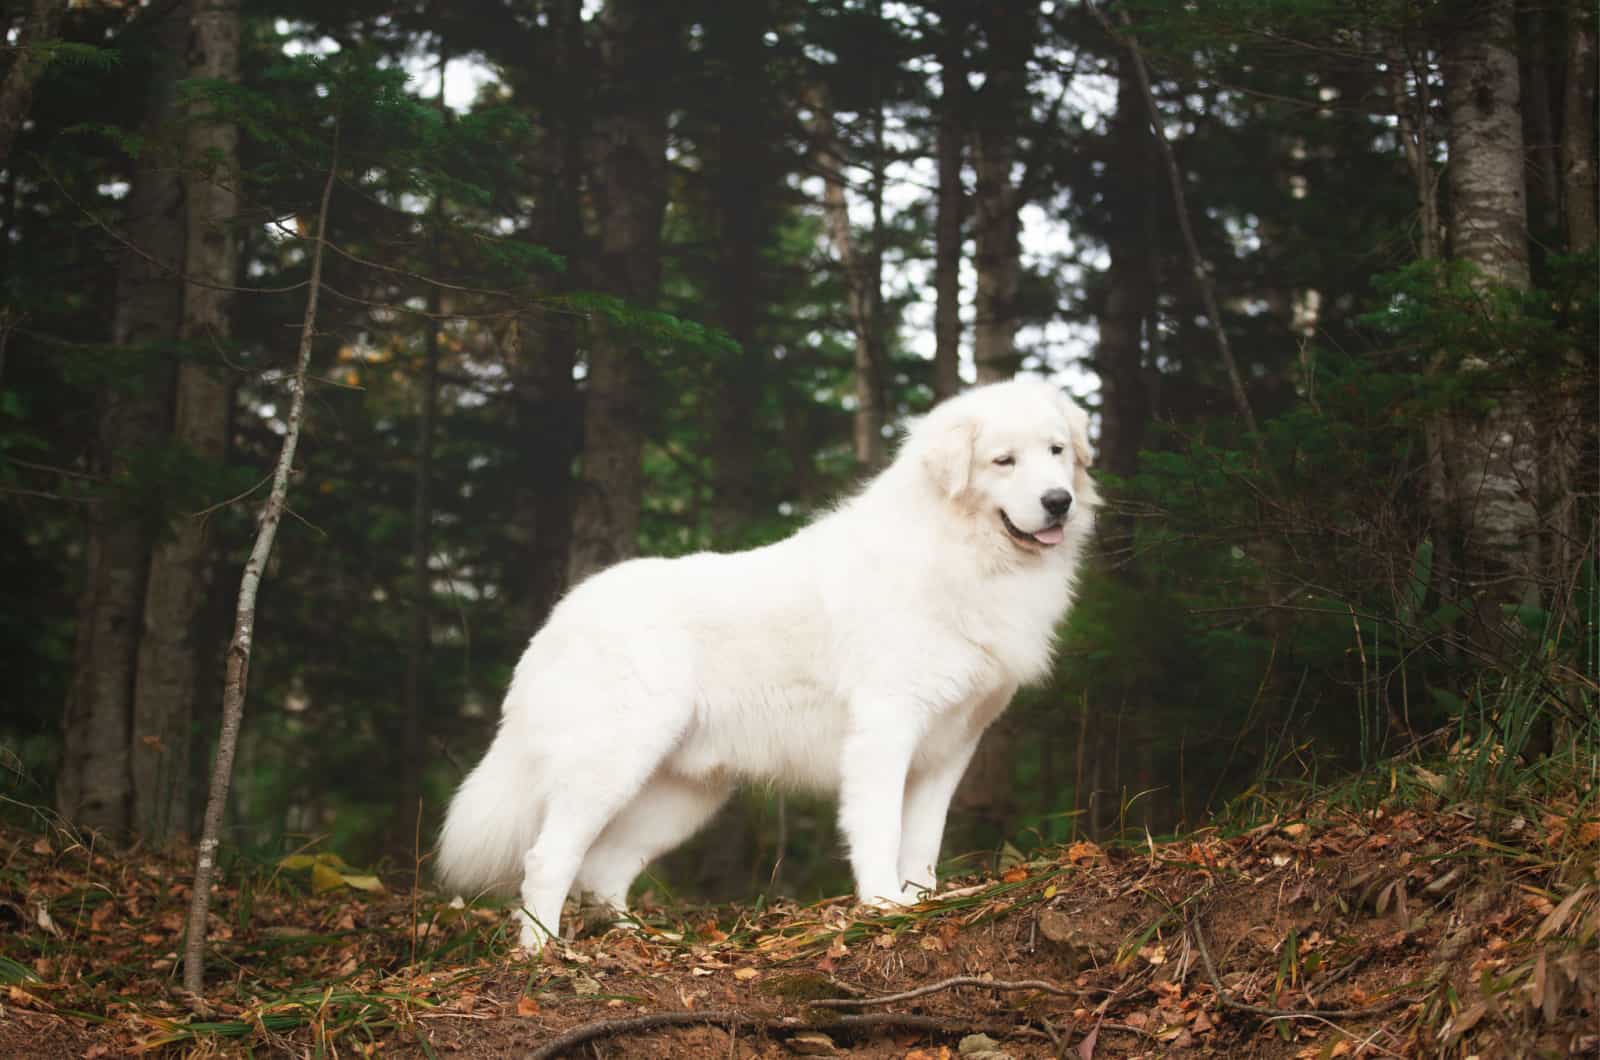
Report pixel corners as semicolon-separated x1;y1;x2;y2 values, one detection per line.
838;720;918;906
897;734;982;896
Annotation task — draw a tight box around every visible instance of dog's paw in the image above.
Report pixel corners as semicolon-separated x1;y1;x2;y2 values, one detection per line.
859;887;922;911
516;915;551;955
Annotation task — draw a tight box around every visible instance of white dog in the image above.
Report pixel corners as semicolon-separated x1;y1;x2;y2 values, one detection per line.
437;377;1098;950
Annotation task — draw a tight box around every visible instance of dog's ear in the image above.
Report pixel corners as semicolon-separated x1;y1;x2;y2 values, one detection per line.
919;414;976;500
1056;393;1094;469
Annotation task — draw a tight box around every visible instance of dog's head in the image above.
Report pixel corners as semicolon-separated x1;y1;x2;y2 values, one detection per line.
914;379;1098;553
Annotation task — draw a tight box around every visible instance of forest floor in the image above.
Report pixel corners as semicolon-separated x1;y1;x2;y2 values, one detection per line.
1;788;1596;1059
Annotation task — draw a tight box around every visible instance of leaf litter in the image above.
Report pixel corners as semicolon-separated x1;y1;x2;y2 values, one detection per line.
0;800;1595;1058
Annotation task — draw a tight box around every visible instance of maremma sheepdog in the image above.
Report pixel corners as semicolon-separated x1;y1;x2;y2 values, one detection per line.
437;377;1099;950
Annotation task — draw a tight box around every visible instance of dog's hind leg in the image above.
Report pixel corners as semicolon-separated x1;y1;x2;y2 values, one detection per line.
575;771;730;915
514;729;686;952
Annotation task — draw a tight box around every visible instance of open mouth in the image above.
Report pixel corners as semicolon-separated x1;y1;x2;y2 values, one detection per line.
1000;510;1065;548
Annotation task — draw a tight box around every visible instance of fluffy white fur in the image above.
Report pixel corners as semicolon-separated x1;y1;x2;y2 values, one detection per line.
436;377;1098;951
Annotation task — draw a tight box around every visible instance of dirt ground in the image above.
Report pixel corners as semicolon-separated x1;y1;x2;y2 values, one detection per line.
1;802;1596;1057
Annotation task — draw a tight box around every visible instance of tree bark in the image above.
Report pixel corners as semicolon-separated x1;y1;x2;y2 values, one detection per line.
813;93;888;468
932;2;966;402
970;0;1035;383
0;0;69;166
1443;1;1531;290
1440;0;1540;634
566;0;675;583
707;1;772;538
184;127;338;1000
1562;0;1598;254
131;0;239;845
58;5;189;838
1096;65;1155;486
397;54;448;856
517;0;584;629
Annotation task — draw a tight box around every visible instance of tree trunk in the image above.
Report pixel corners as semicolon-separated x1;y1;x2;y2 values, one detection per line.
566;0;675;583
130;0;239;845
517;0;584;629
1562;0;1598;254
397;56;447;857
813;94;889;468
1096;66;1155;487
707;1;772;539
1440;0;1540;636
932;2;966;402
970;0;1035;383
1443;1;1531;289
0;0;69;166
58;5;189;838
1550;0;1597;605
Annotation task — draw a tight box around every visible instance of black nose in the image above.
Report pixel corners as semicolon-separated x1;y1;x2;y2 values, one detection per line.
1041;489;1073;518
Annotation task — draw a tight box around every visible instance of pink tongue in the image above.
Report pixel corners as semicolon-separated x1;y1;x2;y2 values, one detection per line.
1033;525;1065;546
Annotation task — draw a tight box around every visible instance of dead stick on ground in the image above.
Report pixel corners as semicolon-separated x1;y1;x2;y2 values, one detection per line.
526;1010;1048;1060
810;974;1086;1009
1190;916;1414;1021
180;116;341;1003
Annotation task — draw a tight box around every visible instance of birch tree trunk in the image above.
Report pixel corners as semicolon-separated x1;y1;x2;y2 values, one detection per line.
131;0;240;844
1440;0;1541;638
183;131;338;1000
0;0;68;166
566;0;675;583
58;5;189;838
932;2;966;402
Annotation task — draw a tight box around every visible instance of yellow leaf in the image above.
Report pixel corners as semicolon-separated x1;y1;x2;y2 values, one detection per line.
340;874;385;893
277;854;316;871
1043;883;1057;899
733;966;759;981
311;862;345;893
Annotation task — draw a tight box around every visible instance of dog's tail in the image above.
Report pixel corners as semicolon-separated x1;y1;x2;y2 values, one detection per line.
436;738;542;898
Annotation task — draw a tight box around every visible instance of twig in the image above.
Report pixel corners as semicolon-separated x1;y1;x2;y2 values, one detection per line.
527;1010;1046;1060
182;111;342;1002
810;974;1084;1009
1190;916;1414;1021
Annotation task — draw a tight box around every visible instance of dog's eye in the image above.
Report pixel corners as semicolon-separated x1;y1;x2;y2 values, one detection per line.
992;454;1015;467
1049;444;1065;456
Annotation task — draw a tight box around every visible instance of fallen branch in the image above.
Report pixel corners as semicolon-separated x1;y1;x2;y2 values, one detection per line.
1190;916;1415;1021
526;1009;1047;1060
810;974;1085;1009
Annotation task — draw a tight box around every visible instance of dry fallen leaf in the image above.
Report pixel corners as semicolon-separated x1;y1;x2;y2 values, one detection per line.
515;995;540;1017
734;966;759;981
1066;841;1104;864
